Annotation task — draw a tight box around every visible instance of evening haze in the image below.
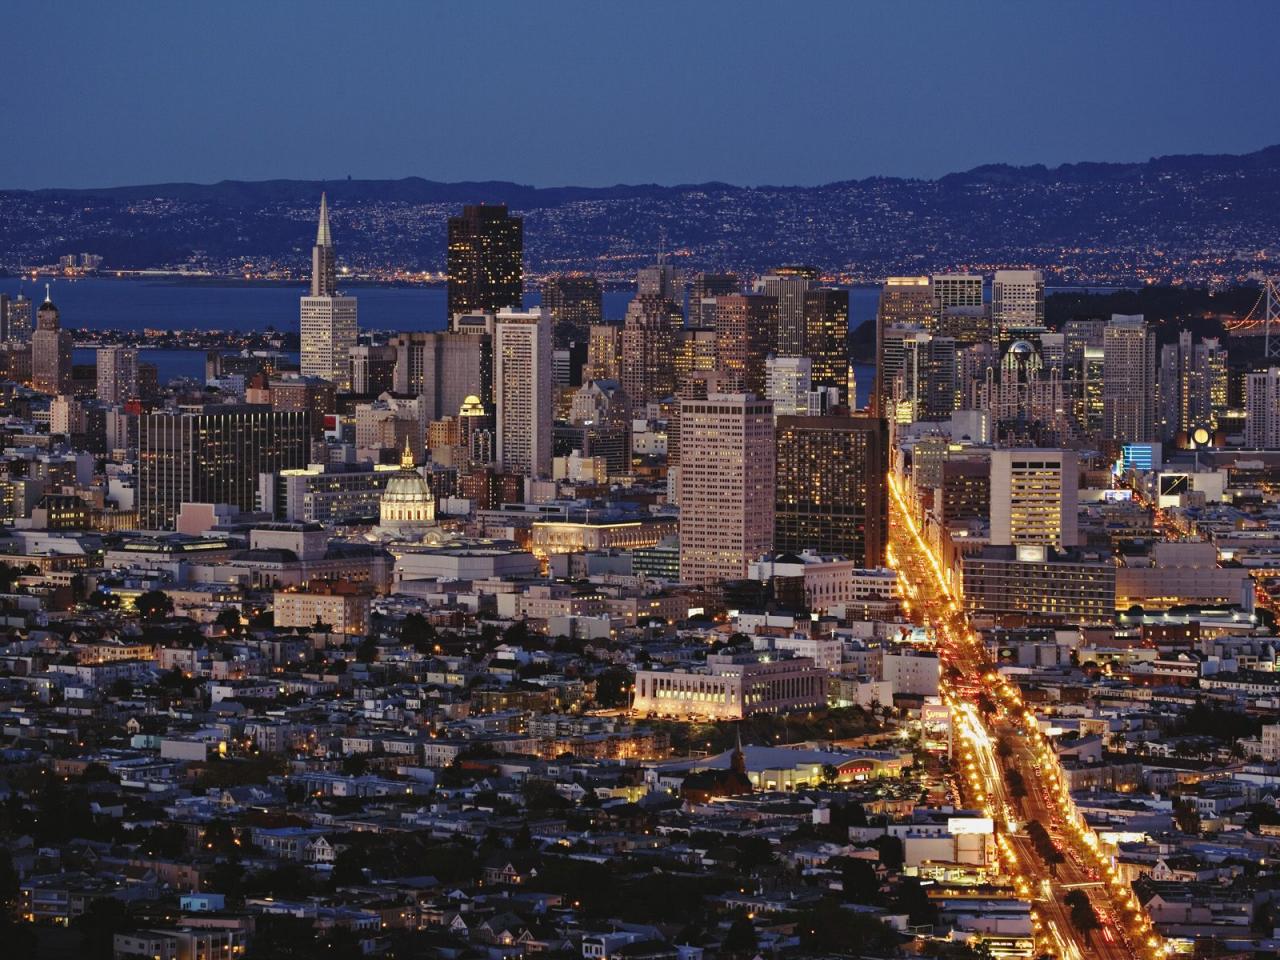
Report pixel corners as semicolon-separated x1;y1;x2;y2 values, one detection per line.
4;0;1278;190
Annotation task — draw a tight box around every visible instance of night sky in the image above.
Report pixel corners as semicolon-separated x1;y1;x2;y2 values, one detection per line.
5;0;1278;190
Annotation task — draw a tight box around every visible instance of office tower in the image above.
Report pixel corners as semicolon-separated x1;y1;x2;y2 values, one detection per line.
3;293;32;344
540;275;602;332
565;379;632;476
552;340;588;388
96;346;138;405
494;308;553;478
620;268;683;403
31;288;72;395
1062;319;1105;379
1246;368;1280;449
689;272;739;327
932;273;984;317
585;324;623;382
1081;346;1105;436
774;414;888;567
765;355;813;417
896;332;957;423
137;405;311;530
675;327;717;391
1173;332;1228;436
989;449;1079;549
390;330;492;418
991;270;1044;333
1102;314;1157;451
803;287;850;402
874;277;932;416
677;393;775;585
713;293;779;396
1158;343;1180;441
935;306;989;346
349;344;397;395
299;195;358;389
755;269;815;355
447;204;523;317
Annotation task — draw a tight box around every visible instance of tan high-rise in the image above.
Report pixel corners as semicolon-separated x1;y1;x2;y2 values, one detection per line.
677;393;775;586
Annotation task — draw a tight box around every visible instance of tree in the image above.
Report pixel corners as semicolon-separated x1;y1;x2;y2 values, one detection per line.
872;834;905;870
821;763;839;786
593;665;634;708
74;897;134;960
721;915;757;957
401;613;436;650
215;607;244;636
355;636;378;663
837;857;880;904
1064;890;1099;933
134;589;174;621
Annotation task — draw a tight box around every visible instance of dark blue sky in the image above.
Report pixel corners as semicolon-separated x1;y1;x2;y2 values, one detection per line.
6;0;1278;190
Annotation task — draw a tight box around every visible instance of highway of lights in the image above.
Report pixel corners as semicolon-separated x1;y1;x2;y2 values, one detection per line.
886;472;1169;960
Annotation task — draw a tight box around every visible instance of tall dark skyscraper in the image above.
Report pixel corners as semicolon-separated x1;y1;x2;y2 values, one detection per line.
447;204;523;318
774;414;888;567
541;275;602;333
31;287;72;396
802;287;850;402
138;404;312;530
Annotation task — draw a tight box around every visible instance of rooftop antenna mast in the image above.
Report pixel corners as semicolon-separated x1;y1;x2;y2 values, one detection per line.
657;227;667;266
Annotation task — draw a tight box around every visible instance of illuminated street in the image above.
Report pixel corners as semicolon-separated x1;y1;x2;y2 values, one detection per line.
887;472;1167;960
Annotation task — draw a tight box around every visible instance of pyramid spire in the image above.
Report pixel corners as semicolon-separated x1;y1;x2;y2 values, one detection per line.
316;192;332;247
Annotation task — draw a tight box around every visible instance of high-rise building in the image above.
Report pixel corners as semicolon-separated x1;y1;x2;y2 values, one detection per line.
774;414;888;567
31;287;72;395
620;293;681;404
713;293;779;396
96;346;138;405
1173;332;1229;437
2;293;32;344
677;394;775;585
447;204;523;317
494;308;553;478
689;272;739;327
137;404;311;530
989;449;1079;548
675;327;718;392
299;195;358;389
585;324;623;382
765;355;814;417
390;330;492;418
874;277;932;416
803;287;850;403
932;274;984;318
755;269;815;356
991;270;1044;333
1102;314;1157;451
541;275;602;333
895;332;957;423
349;344;397;395
1246;368;1280;449
935;306;989;346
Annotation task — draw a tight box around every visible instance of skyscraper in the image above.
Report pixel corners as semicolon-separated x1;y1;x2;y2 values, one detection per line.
755;268;815;356
585;324;623;382
689;273;739;328
620;292;681;404
895;332;957;423
31;287;72;395
765;355;814;417
2;293;32;344
803;287;850;402
932;274;984;319
447;204;523;317
390;330;492;418
494;308;553;478
991;270;1045;332
349;344;397;395
713;293;778;396
774;414;888;567
299;195;358;389
1246;368;1280;449
989;449;1079;548
1102;314;1157;451
874;277;932;416
678;394;775;585
137;404;311;530
96;345;138;405
541;275;602;334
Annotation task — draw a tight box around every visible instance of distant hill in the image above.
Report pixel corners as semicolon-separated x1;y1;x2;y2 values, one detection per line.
4;146;1280;283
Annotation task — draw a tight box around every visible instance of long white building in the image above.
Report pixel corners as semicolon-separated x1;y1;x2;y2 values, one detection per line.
495;308;553;478
632;652;826;720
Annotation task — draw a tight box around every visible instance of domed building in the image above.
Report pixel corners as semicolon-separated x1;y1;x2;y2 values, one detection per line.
378;438;436;536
